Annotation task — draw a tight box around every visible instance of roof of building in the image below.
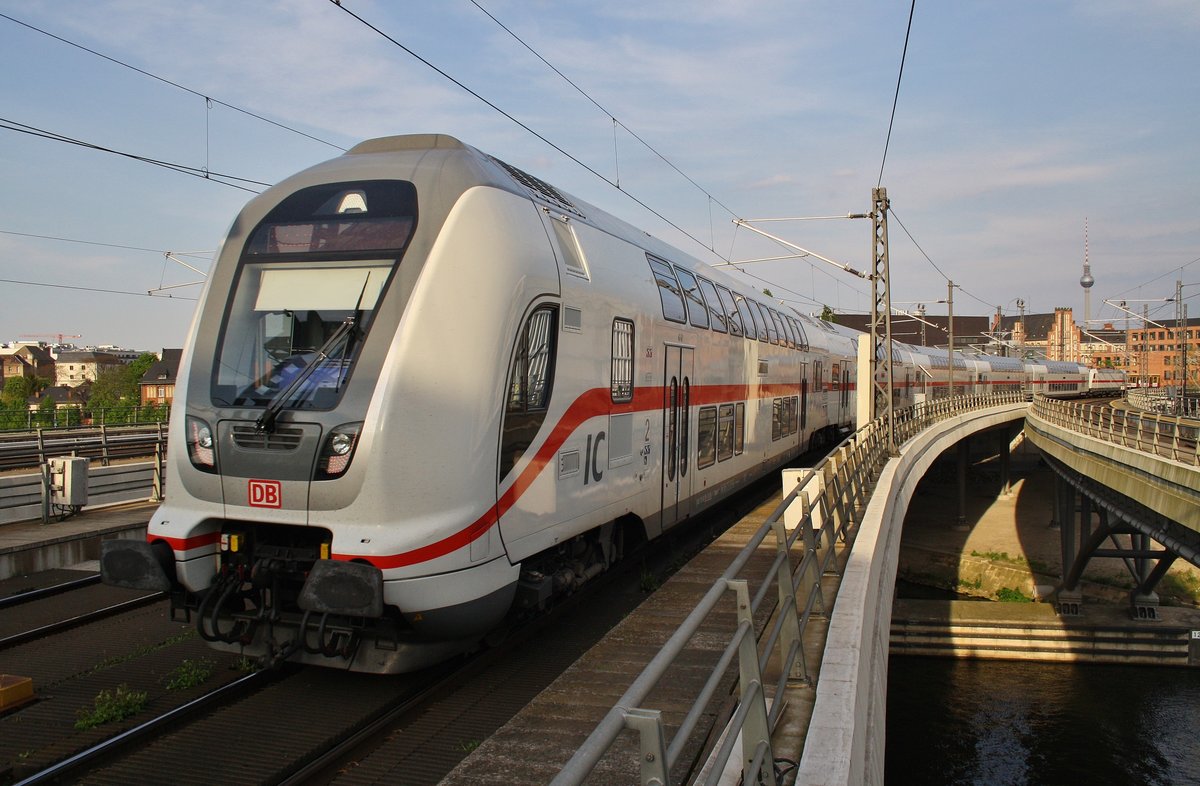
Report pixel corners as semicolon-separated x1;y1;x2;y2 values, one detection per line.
55;351;124;363
834;313;991;348
139;349;183;385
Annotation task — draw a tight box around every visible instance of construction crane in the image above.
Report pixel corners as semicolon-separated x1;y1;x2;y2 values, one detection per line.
19;333;82;345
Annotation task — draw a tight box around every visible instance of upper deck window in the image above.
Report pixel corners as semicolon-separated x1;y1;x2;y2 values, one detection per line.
246;180;417;256
647;255;687;324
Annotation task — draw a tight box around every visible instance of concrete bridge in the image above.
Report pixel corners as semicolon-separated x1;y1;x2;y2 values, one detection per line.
796;394;1200;785
551;393;1200;786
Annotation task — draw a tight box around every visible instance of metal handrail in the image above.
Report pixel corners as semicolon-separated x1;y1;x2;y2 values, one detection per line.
1032;395;1199;467
0;422;166;472
551;392;1023;786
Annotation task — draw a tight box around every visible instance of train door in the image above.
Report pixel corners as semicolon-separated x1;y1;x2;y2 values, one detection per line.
661;345;694;530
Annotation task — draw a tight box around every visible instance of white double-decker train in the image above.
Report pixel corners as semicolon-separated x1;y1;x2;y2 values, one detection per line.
101;135;1121;673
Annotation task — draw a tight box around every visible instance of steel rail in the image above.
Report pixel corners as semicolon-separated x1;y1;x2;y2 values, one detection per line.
0;592;164;650
13;670;273;786
0;574;101;610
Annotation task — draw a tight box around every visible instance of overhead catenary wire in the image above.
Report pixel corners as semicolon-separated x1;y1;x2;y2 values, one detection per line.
0;117;268;193
0;277;197;301
877;0;916;187
468;0;739;224
326;0;728;260
0;229;212;260
0;12;346;153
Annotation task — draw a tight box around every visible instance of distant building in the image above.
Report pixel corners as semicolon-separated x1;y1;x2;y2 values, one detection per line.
28;384;89;411
1126;317;1200;388
139;349;182;407
0;343;56;385
835;312;991;350
54;350;124;388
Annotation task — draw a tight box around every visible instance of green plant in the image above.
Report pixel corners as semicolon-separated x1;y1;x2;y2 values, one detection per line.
639;566;660;593
165;658;215;691
233;656;258;673
996;587;1032;603
460;739;481;753
957;575;983;591
75;684;148;730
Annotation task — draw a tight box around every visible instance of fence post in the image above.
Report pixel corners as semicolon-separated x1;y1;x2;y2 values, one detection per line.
623;708;670;786
152;440;165;502
40;461;51;524
100;424;111;467
770;517;805;681
725;579;776;786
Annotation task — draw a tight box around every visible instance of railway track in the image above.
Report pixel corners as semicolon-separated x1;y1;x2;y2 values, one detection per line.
1;472;781;785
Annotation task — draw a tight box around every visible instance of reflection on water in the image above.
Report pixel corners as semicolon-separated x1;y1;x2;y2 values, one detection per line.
886;656;1200;785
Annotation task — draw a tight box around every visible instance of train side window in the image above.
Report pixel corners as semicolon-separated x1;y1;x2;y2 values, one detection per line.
772;398;782;441
756;303;779;344
715;285;744;337
500;305;558;480
646;255;687;323
734;295;762;341
611;319;635;403
718;403;735;461
779;312;797;348
698;406;717;469
673;267;710;330
734;402;745;454
788;316;809;350
788;396;799;434
697;277;727;333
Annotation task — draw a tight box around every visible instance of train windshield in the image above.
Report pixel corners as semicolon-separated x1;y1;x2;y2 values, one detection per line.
211;180;417;410
213;261;391;409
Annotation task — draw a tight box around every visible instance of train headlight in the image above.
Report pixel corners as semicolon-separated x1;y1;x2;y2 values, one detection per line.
316;422;362;480
186;416;217;473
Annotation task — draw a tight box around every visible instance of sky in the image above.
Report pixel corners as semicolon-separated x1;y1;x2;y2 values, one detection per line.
1;0;1198;351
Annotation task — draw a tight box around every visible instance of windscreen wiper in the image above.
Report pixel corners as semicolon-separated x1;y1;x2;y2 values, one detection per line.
255;317;355;433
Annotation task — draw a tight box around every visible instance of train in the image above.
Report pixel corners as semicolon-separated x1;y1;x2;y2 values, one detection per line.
101;134;1123;673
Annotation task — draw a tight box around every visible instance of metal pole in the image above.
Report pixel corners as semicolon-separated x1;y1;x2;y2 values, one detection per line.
870;186;897;454
1142;304;1150;386
947;280;955;399
1178;280;1187;404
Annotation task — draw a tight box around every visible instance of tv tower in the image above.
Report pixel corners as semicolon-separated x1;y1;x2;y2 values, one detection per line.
1080;217;1094;326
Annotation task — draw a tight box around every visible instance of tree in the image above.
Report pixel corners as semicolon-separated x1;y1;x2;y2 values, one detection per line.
820;305;838;323
87;353;159;422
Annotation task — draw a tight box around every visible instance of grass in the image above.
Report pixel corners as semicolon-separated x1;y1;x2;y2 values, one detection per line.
75;684;148;730
165;658;215;691
996;587;1033;603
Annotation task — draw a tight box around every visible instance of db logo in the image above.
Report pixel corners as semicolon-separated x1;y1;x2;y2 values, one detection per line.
248;479;282;508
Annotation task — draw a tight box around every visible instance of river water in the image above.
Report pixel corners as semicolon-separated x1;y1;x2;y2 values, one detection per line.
885;655;1200;785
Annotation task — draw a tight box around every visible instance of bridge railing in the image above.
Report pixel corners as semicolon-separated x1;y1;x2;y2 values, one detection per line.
551;392;1024;786
0;423;167;472
1125;387;1200;419
1032;395;1200;466
0;430;168;525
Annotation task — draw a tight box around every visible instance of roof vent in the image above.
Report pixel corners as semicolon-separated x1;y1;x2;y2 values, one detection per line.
490;157;582;216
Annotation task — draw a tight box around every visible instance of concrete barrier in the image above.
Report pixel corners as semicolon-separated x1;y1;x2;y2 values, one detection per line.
793;403;1027;786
